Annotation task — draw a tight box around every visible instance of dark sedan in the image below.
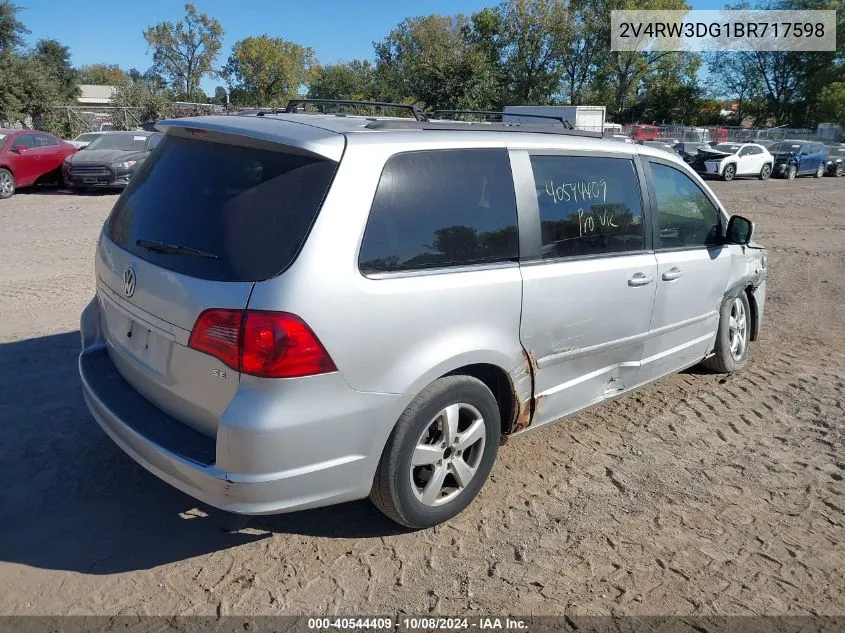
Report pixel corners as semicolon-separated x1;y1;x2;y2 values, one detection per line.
825;145;845;177
62;131;163;190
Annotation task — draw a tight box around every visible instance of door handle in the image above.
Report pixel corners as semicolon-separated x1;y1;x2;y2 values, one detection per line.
662;267;684;281
628;273;654;287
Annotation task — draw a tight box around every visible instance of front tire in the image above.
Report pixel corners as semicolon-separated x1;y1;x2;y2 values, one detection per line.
787;165;797;180
815;163;825;178
836;164;844;177
370;375;500;528
722;164;736;181
0;168;15;199
759;163;772;180
702;292;751;373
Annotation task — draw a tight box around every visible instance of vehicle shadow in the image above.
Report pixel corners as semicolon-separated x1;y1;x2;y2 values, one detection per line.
0;332;407;576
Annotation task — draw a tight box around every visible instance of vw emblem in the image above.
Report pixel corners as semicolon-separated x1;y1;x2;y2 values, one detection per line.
123;265;136;297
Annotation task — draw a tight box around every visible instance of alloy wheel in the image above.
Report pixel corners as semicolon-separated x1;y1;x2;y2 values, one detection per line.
728;297;748;361
410;403;487;507
0;171;13;197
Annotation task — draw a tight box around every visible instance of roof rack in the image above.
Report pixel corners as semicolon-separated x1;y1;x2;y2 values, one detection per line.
364;119;603;138
282;99;429;122
433;109;574;130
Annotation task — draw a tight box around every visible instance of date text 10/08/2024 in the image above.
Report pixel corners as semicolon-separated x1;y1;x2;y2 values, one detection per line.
307;617;529;631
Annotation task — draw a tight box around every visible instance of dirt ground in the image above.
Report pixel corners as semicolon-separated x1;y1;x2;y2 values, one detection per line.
0;177;843;617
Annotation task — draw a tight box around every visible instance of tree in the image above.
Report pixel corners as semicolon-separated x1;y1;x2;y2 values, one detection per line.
110;79;173;128
77;64;127;85
816;82;845;126
212;85;228;105
466;0;571;105
0;0;27;52
223;35;316;106
143;2;223;100
0;52;60;125
308;60;374;100
374;14;500;110
34;39;78;103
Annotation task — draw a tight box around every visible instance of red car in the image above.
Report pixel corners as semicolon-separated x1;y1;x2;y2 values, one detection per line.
627;124;659;142
0;129;77;199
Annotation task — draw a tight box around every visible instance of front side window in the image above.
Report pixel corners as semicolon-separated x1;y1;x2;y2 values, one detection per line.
530;155;645;259
650;162;721;249
359;149;518;274
14;134;36;149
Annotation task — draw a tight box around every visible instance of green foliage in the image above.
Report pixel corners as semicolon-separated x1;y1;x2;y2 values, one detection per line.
816;82;845;126
143;2;223;100
373;14;500;110
223;35;316;106
0;0;27;52
34;39;79;103
308;60;374;101
110;79;173;128
77;64;127;85
0;51;61;125
39;109;89;139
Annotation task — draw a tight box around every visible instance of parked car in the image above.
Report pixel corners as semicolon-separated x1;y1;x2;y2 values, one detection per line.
68;131;108;149
825;145;845;177
691;142;774;181
0;129;77;199
78;108;767;528
628;124;659;141
770;140;829;179
62;131;163;190
640;139;679;155
673;142;708;164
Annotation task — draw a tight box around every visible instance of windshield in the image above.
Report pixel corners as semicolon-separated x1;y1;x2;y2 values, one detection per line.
770;142;802;153
86;134;149;151
714;144;741;153
75;133;101;143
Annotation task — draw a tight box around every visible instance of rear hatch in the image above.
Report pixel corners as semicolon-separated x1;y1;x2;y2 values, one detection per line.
95;121;342;437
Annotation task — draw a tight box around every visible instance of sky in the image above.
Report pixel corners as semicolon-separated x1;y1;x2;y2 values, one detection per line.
18;0;729;95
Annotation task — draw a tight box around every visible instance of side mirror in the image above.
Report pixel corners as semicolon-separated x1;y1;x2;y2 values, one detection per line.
11;145;27;153
727;215;753;245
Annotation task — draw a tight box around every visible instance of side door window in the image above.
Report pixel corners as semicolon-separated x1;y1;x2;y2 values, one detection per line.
34;133;58;147
529;154;646;259
13;134;36;150
649;162;721;249
359;149;518;274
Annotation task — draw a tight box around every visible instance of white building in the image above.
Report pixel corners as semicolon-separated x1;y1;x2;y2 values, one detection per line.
77;84;118;106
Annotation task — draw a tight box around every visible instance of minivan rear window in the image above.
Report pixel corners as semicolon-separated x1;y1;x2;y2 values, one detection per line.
104;135;338;282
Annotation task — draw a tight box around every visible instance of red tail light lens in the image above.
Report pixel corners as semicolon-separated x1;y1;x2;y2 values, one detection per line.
188;309;242;370
188;309;336;379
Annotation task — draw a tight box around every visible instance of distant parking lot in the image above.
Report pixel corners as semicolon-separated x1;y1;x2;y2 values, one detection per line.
1;180;844;616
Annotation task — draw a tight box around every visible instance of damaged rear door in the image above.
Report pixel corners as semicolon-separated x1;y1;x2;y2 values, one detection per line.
512;150;657;428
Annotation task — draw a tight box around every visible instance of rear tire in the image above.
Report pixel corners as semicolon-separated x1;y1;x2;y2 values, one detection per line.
370;375;500;529
702;292;751;374
0;168;15;199
837;164;844;177
722;164;736;181
759;163;772;180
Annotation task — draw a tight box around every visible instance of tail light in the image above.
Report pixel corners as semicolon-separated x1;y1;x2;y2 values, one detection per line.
188;309;336;378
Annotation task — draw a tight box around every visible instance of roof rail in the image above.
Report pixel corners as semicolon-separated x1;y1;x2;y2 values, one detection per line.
283;99;429;122
364;119;603;138
433;109;574;130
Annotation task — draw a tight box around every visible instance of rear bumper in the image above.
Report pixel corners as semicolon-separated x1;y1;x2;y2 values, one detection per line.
79;298;407;515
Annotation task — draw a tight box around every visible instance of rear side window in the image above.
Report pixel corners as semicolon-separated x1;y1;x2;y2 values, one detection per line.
530;155;645;259
105;135;337;282
359;149;518;274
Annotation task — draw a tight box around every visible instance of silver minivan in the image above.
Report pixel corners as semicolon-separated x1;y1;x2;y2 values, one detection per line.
79;107;767;528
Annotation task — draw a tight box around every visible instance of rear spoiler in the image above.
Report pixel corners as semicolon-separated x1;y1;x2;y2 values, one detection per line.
155;115;346;162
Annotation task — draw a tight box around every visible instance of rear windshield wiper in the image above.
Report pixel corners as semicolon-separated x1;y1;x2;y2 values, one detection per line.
136;239;220;259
